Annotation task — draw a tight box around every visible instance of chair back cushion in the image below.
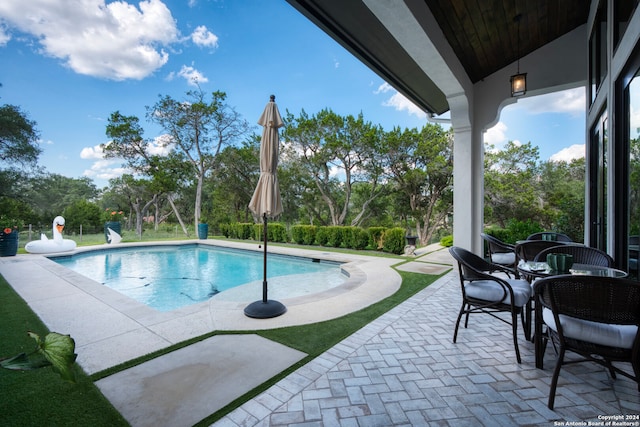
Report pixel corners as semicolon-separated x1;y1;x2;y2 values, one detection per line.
491;252;515;266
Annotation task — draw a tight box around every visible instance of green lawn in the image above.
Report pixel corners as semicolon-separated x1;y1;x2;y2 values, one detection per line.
1;246;446;426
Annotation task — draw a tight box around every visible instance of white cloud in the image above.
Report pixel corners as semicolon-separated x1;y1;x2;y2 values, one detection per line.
0;0;180;80
549;144;585;162
191;25;218;48
176;64;208;86
515;87;586;116
375;82;427;119
83;159;130;181
0;24;10;46
148;134;173;155
80;144;107;160
484;121;508;145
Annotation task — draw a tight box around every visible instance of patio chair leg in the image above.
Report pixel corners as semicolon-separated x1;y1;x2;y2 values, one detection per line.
548;347;566;410
524;300;532;341
464;304;471;328
512;311;522;364
453;304;465;343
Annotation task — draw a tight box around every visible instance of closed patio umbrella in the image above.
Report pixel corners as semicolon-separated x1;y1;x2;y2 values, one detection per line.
244;95;287;318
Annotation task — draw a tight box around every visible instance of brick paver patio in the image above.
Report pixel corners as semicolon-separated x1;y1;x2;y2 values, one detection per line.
214;262;640;426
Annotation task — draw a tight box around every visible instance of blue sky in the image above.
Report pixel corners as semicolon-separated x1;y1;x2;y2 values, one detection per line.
0;0;586;188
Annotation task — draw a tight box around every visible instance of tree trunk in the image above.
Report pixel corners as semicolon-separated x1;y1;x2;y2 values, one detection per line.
194;172;204;226
168;194;189;236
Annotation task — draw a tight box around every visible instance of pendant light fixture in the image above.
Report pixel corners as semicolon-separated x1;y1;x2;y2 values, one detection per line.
510;14;527;97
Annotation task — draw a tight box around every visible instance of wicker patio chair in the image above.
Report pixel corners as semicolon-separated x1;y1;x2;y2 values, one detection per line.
526;232;573;242
481;233;516;274
448;246;532;363
533;275;640;409
534;244;614;267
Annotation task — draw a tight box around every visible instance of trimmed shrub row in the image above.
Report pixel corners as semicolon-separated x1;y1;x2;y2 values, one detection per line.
222;223;409;255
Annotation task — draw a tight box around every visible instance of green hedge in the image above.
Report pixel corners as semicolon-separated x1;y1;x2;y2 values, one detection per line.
221;223;408;255
382;227;406;255
368;227;386;250
290;225;317;245
440;235;453;247
252;223;288;242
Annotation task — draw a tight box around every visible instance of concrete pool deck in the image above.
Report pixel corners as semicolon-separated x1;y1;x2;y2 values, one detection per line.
0;239;409;375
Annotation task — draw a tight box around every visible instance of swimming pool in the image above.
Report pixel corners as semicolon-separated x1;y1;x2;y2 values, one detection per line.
52;244;345;312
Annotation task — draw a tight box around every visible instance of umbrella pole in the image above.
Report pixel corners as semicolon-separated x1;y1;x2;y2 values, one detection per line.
243;212;287;319
262;212;268;303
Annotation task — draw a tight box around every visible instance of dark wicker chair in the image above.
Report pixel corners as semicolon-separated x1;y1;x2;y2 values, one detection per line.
533;275;640;409
515;240;563;281
449;246;532;363
526;232;573;242
481;233;516;273
534;244;614;267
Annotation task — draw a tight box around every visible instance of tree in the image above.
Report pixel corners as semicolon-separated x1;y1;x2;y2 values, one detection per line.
146;89;249;226
282;109;385;226
383;124;453;244
62;200;103;233
106;175;157;238
538;158;586;240
24;174;99;226
104;111;192;235
209;136;260;224
0;104;41;168
484;141;541;228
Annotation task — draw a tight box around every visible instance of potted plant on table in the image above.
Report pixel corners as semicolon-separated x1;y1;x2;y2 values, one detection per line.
103;209;124;243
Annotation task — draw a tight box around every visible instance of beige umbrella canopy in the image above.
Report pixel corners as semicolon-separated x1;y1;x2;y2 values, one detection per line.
248;94;283;218
244;95;286;319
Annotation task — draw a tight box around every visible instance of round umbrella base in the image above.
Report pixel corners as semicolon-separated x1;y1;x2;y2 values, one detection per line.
244;300;287;319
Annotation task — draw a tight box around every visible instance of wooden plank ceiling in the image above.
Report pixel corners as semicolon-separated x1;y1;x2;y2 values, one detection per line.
286;0;590;114
425;0;590;83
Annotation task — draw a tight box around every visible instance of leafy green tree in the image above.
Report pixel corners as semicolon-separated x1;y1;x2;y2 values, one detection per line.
538;158;585;240
484;141;541;228
282;108;385;226
383;124;453;244
62;200;102;233
209;136;260;224
0;104;41;168
104;111;190;234
24;174;98;227
146;89;249;226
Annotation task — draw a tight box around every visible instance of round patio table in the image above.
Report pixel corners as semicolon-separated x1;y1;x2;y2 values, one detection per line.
518;261;627;280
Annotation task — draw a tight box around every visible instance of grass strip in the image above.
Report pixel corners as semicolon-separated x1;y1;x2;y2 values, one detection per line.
0;276;129;426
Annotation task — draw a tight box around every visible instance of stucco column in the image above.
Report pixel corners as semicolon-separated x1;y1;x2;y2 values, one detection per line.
449;94;483;254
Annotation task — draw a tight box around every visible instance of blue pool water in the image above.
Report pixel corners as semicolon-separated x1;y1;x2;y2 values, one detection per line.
52;245;345;311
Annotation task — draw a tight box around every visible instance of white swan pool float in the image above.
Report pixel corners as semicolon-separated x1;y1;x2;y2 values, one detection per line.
25;216;77;254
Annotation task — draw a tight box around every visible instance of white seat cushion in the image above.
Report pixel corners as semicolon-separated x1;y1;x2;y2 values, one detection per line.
542;308;638;349
464;279;531;307
491;252;515;266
